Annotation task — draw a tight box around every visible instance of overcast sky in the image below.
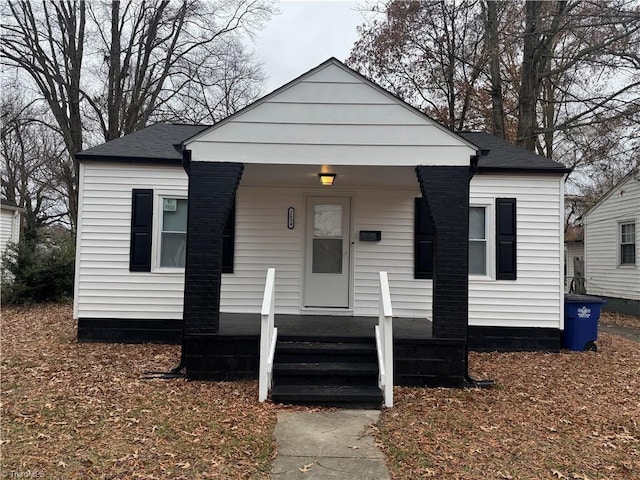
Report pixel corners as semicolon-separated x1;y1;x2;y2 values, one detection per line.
252;1;365;93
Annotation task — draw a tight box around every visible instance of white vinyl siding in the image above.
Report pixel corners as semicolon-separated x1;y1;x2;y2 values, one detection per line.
222;186;432;319
469;175;563;329
75;163;189;319
1;207;20;255
353;189;431;317
221;187;304;314
75;164;564;330
584;173;640;301
186;62;476;167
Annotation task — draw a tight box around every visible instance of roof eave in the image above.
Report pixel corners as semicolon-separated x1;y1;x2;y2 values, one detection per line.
583;167;639;218
75;154;182;165
476;166;572;175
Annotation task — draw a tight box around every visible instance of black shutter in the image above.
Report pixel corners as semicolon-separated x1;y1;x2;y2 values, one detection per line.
130;189;153;272
222;202;235;273
415;197;435;279
496;198;517;280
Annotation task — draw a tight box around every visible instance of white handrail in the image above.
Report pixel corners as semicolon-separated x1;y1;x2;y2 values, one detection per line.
259;268;277;402
377;271;394;408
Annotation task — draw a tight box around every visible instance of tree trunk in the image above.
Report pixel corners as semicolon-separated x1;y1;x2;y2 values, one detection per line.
486;1;505;139
516;0;541;151
107;1;122;141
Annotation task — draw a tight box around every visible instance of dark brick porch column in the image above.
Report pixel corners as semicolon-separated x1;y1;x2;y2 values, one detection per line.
416;166;473;340
183;161;244;335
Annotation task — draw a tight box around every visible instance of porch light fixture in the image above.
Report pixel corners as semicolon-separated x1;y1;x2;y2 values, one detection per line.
319;173;336;186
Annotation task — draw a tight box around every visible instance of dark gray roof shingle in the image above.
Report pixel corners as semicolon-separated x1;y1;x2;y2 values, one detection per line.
459;131;570;173
77;124;570;174
76;124;209;162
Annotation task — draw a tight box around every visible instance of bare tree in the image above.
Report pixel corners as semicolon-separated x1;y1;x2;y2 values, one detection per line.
84;0;272;140
148;37;266;124
1;0;274;231
483;1;506;138
1;0;85;229
349;0;489;131
515;0;640;154
348;0;640;166
1;90;70;241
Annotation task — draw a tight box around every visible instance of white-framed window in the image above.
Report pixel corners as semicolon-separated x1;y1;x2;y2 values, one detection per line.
157;196;188;269
469;206;487;276
620;221;636;266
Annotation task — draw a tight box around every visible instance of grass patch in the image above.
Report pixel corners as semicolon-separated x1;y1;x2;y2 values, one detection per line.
377;325;640;479
3;304;638;479
1;304;278;479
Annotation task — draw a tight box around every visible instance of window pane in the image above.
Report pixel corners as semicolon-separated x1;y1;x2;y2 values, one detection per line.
314;205;342;237
161;232;186;267
621;223;635;243
163;199;188;232
621;244;636;265
469;207;485;239
469;240;486;275
312;238;342;273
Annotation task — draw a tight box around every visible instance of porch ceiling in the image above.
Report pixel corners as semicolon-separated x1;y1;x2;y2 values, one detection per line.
240;164;421;189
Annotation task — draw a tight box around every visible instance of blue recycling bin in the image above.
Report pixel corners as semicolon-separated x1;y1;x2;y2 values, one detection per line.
563;294;606;351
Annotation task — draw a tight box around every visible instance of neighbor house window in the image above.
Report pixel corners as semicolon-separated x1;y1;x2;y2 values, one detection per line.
160;197;187;268
620;222;636;265
469;206;486;275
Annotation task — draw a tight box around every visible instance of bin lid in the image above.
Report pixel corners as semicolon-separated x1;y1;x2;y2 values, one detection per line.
564;293;607;304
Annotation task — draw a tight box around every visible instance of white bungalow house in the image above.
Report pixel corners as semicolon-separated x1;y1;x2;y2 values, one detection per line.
584;169;640;315
74;59;570;405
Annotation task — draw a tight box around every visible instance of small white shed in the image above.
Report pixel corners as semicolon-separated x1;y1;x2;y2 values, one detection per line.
584;168;640;315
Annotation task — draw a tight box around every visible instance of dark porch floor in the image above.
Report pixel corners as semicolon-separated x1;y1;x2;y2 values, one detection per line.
217;313;433;340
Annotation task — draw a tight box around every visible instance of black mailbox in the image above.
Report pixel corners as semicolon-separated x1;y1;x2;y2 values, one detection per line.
359;230;382;242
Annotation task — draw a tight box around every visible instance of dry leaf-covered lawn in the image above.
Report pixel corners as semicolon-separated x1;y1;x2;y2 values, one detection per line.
2;304;639;480
379;331;640;480
1;304;278;479
600;311;640;330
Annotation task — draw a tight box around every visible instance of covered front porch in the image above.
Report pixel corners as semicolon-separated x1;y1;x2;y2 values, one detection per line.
180;58;478;405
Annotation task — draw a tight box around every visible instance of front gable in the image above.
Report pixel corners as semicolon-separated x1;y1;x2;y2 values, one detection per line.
185;59;478;166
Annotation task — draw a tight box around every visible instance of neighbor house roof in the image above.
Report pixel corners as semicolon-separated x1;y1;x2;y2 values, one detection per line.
1;198;24;212
583;167;640;218
459;132;571;174
77;124;571;174
76;124;209;163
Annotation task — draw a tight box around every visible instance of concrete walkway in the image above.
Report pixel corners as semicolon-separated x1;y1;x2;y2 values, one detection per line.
600;324;640;343
271;410;391;480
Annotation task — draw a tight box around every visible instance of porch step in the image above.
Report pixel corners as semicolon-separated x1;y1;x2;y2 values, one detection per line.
271;339;382;407
271;385;382;408
276;340;377;363
273;362;378;386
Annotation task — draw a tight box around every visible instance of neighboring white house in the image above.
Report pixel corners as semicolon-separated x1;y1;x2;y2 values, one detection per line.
1;199;22;256
74;58;571;394
584;169;640;315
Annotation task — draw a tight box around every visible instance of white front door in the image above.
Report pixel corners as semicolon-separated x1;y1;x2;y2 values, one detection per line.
304;196;351;308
